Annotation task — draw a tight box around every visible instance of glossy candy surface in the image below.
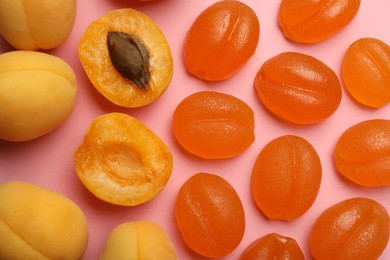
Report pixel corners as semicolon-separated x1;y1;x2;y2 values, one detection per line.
310;197;390;260
251;135;322;220
184;0;260;81
175;173;245;258
334;119;390;186
172;91;255;159
342;37;390;108
240;233;304;260
279;0;361;43
254;52;342;124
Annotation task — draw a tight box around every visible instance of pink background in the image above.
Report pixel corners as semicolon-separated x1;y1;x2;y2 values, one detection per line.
1;0;389;259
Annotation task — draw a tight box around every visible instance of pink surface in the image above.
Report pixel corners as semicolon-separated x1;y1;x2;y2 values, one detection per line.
1;0;390;259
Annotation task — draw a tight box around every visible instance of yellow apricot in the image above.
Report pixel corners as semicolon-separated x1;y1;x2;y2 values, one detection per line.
100;220;177;260
0;181;88;260
0;50;77;141
0;0;76;50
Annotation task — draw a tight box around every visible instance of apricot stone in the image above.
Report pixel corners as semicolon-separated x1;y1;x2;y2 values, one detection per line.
0;181;88;260
78;8;173;108
74;112;173;206
0;50;77;141
0;0;76;50
100;221;177;260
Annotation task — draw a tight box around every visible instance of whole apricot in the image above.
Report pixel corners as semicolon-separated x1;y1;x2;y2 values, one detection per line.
0;50;77;141
0;0;76;50
254;52;342;124
251;135;322;220
175;173;245;258
342;37;390;108
74;112;173;206
78;8;173;108
0;181;88;260
172;91;255;159
184;0;260;81
279;0;361;43
334;119;390;186
100;221;177;260
310;197;389;260
240;233;304;260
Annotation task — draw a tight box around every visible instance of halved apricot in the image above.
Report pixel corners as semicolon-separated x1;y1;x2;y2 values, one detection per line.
78;8;173;108
172;91;255;159
73;112;173;206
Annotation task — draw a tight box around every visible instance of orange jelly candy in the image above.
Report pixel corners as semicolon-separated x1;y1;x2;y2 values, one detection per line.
254;52;342;124
251;135;322;220
240;233;304;260
172;91;255;159
184;0;260;81
334;119;390;186
175;173;245;258
310;197;390;260
342;37;390;108
279;0;361;43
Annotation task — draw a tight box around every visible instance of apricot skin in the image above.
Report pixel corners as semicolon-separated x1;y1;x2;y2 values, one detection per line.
310;197;389;260
279;0;361;43
0;181;88;260
334;119;390;186
0;50;77;141
342;37;390;108
240;233;304;260
74;112;173;206
251;135;322;220
254;52;342;124
100;221;177;260
0;0;76;50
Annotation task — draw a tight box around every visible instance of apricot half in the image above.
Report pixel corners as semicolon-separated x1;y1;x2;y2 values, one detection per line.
78;8;173;108
74;112;173;206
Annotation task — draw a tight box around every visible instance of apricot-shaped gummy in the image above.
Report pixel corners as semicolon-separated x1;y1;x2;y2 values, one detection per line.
184;0;260;81
334;119;390;186
175;173;245;258
310;197;389;260
74;112;173;206
251;135;322;221
0;181;88;260
172;91;255;159
78;8;173;108
0;0;76;50
100;221;177;260
254;52;342;124
342;38;390;108
240;233;304;260
279;0;361;43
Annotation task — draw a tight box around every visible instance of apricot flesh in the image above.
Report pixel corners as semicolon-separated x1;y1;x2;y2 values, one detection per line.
172;91;255;159
254;52;342;124
251;135;322;220
0;181;88;260
74;112;173;206
310;197;389;260
78;8;173;108
342;37;390;108
100;220;177;260
334;119;390;186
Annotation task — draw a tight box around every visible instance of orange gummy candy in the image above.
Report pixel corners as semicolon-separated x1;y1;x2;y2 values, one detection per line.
254;52;342;124
175;173;245;258
310;197;390;260
342;37;390;108
240;233;304;260
172;91;255;159
279;0;361;43
334;119;390;186
184;0;260;81
251;135;322;221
